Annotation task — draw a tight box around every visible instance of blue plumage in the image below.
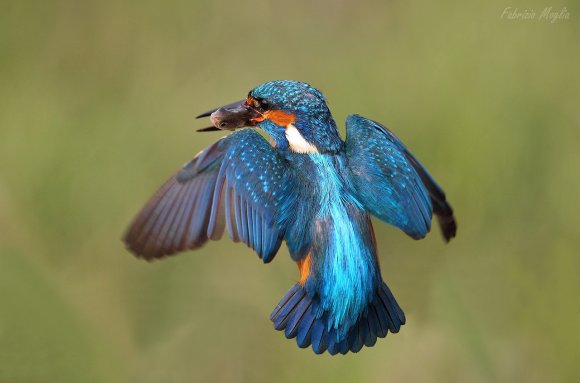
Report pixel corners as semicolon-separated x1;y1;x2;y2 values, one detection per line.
345;114;434;239
124;129;297;261
124;80;457;355
298;154;379;341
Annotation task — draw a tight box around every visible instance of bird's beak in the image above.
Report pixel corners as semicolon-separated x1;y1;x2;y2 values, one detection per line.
195;100;259;132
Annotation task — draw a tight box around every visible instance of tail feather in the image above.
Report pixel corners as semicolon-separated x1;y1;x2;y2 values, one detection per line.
372;296;391;337
350;321;365;353
270;282;405;355
270;284;299;319
378;286;405;333
272;285;305;330
310;320;327;354
363;317;377;347
380;281;406;325
284;298;312;338
296;304;317;348
364;309;379;347
367;304;383;339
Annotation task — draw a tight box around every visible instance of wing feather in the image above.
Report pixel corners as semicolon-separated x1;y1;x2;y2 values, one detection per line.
345;114;456;241
124;129;296;261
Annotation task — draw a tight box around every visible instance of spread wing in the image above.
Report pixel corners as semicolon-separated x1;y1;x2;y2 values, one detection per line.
124;129;297;261
345;114;456;241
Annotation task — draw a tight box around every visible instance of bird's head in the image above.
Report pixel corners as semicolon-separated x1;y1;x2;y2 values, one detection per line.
197;80;343;154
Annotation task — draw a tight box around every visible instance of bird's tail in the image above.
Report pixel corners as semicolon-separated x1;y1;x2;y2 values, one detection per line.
270;282;405;355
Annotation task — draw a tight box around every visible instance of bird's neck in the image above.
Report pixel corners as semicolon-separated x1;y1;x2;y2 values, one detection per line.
260;117;344;155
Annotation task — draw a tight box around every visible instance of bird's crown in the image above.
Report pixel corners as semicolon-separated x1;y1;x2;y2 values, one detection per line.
249;80;331;119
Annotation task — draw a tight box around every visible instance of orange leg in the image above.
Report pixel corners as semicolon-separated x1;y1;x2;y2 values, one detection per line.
297;253;311;286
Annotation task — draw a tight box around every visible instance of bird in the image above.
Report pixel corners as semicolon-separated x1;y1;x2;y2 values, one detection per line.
124;80;457;355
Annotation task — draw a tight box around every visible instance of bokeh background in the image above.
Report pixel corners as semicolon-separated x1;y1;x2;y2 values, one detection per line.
1;1;579;382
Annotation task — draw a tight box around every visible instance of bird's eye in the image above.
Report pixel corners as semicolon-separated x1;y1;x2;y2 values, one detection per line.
246;96;270;111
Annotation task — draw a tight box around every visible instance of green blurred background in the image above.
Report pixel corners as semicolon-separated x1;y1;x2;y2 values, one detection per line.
1;0;579;382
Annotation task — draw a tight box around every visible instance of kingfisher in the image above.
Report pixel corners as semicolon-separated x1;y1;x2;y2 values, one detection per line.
124;80;457;355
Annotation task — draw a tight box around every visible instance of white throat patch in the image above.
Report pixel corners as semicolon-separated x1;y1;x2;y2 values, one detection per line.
285;124;319;154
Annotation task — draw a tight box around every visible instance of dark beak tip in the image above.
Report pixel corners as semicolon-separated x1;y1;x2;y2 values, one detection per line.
195;112;212;119
196;100;246;120
196;126;221;132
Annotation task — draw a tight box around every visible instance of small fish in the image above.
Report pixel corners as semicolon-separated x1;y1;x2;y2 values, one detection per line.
196;100;252;132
